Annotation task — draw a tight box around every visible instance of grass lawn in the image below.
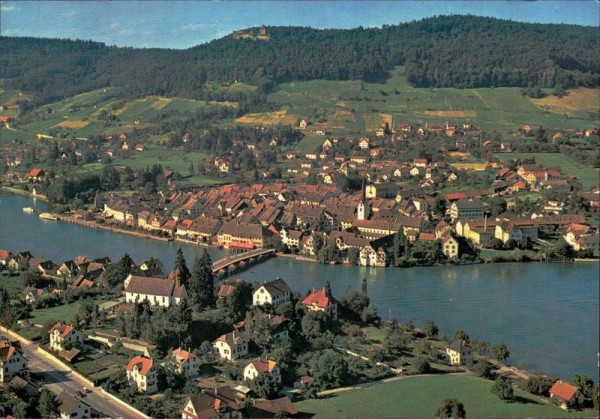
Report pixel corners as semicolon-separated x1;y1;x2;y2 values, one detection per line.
28;301;83;325
506;152;599;190
0;271;25;296
294;374;597;418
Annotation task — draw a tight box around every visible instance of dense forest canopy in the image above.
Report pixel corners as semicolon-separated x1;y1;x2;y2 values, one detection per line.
2;15;598;108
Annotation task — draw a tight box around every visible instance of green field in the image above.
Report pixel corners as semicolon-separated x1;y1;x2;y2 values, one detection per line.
0;271;25;296
506;152;599;190
269;67;599;136
294;374;597;418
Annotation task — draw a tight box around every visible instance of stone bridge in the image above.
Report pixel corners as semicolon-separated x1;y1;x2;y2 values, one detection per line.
212;248;276;278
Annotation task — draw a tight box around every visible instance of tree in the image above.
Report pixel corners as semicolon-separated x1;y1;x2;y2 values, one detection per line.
311;350;351;390
174;248;191;287
189;250;214;309
347;247;359;265
38;389;58;418
102;253;134;288
424;319;439;338
394;228;406;260
302;310;329;341
473;360;495;379
414;356;431;373
523;376;555;397
491;343;510;362
491;376;514;401
452;330;470;343
250;373;281;399
436;398;466;419
572;373;595;399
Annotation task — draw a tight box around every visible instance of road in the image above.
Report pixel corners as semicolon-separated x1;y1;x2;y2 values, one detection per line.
1;331;147;419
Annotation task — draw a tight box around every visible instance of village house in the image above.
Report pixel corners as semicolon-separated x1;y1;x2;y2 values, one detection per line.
252;278;292;307
27;168;45;182
0;250;11;266
180;387;242;419
549;380;585;410
170;348;200;378
123;274;187;307
450;198;485;222
359;244;388;267
0;341;28;384
494;220;539;244
365;182;400;199
446;340;472;365
246;397;298;418
126;356;159;394
213;331;248;361
48;322;83;352
56;391;91;419
217;221;269;249
300;288;338;320
243;357;281;383
441;234;460;259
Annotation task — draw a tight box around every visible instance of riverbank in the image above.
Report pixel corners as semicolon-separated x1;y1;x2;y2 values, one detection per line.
1;185;48;201
57;214;173;242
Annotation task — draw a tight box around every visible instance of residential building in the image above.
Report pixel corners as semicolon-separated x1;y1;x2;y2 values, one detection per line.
217;221;269;248
253;278;292;307
549;380;585;410
48;322;83;352
441;234;459;259
56;391;91;419
0;341;28;383
446;340;472;365
180;387;242;419
450;198;485;222
300;288;338;320
213;332;248;361
359;245;387;267
243;357;281;383
170;348;200;378
126;356;159;393
123;274;187;307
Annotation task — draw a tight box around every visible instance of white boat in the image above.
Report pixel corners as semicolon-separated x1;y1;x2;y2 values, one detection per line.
22;207;34;213
39;212;58;220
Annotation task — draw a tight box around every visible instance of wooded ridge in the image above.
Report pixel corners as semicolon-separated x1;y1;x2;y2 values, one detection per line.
2;15;598;108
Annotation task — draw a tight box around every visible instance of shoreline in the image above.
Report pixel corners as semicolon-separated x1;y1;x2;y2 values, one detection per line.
4;188;598;267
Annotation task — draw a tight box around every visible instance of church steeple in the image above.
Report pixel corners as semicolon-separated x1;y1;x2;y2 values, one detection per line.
356;177;370;221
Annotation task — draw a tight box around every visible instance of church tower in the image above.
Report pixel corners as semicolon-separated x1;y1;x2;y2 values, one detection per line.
356;178;370;221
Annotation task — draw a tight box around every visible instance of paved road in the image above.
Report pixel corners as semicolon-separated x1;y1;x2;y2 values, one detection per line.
1;331;147;419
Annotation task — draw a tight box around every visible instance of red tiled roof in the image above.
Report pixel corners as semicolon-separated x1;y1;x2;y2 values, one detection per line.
172;348;196;361
126;356;155;376
301;288;335;309
48;322;74;338
550;380;580;402
27;168;44;177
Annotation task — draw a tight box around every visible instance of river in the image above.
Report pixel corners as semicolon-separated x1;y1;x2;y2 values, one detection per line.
1;190;598;381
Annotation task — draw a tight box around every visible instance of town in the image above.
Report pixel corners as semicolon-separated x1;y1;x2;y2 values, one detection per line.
1;246;598;417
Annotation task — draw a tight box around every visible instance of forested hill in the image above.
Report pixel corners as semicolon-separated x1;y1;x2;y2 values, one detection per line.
2;15;598;108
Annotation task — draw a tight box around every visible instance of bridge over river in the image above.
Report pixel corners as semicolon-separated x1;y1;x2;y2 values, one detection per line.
212;248;276;278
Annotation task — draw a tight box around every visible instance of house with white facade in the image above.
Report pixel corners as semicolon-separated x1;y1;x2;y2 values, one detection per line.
56;391;91;419
170;348;200;378
126;356;159;393
124;274;187;307
213;331;248;361
48;322;84;352
243;357;281;383
300;288;338;320
0;341;28;383
446;340;472;366
252;278;291;307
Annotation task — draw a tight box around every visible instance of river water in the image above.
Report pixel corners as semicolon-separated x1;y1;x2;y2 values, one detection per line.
1;191;598;380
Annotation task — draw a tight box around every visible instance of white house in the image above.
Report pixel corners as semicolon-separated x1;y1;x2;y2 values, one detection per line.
48;322;84;352
126;356;159;394
243;357;281;383
124;274;187;307
0;341;28;383
441;234;459;259
213;331;248;361
252;278;291;307
446;340;472;366
170;348;200;378
56;391;91;419
300;288;338;320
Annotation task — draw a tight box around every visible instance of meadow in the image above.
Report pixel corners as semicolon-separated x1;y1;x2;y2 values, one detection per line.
294;374;597;418
506;152;599;190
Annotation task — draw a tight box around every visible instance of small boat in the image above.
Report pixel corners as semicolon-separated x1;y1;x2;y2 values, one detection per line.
39;212;58;220
22;207;34;213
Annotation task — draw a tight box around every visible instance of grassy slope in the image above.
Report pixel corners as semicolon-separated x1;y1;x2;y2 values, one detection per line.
294;374;598;418
270;67;598;144
506;152;599;190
